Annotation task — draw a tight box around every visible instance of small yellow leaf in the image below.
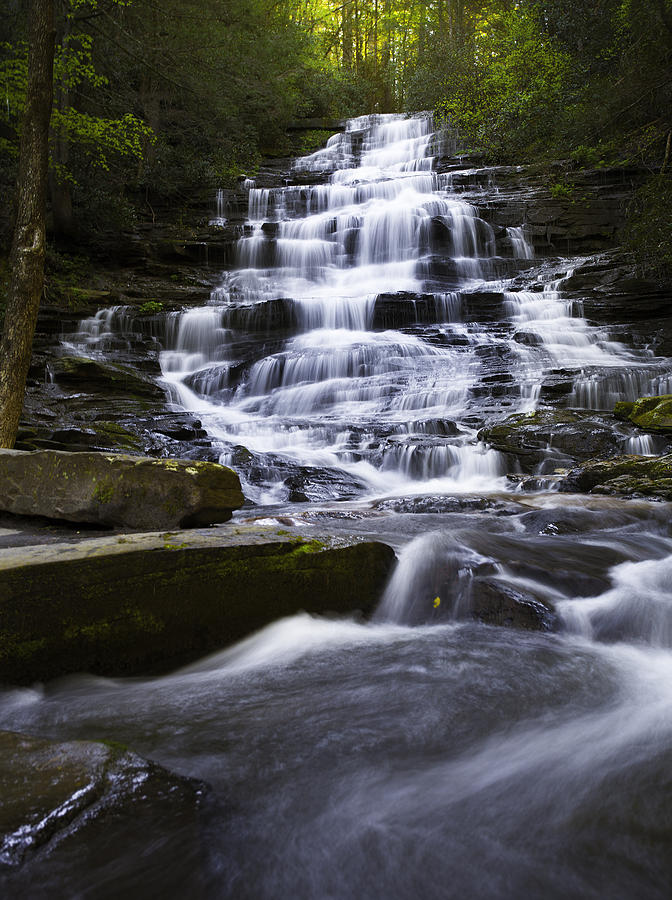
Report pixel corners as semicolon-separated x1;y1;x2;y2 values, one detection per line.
433;596;441;608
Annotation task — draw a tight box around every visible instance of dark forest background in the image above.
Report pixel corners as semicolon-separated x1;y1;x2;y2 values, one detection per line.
1;0;671;276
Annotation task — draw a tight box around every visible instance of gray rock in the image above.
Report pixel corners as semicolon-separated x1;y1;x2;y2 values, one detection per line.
479;409;629;474
0;450;244;529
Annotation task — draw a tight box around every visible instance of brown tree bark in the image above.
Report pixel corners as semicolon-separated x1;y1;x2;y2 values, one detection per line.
0;0;55;448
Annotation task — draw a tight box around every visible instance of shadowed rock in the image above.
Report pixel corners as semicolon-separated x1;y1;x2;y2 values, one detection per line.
0;526;396;683
559;454;672;500
0;730;207;894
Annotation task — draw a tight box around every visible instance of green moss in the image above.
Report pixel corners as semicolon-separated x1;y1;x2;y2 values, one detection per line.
614;395;672;433
95;422;143;452
0;633;48;662
286;538;325;556
93;481;115;504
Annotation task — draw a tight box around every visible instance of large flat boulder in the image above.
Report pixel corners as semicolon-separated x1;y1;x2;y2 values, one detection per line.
0;525;396;683
0;450;244;529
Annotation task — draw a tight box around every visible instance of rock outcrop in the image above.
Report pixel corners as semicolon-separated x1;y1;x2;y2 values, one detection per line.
558;454;672;500
0;450;244;529
614;395;672;434
478;408;629;474
0;525;396;683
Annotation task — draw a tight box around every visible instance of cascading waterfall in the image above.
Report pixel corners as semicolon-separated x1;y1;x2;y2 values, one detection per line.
65;112;672;503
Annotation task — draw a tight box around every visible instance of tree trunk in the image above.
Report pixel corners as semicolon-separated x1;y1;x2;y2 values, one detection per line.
0;0;55;449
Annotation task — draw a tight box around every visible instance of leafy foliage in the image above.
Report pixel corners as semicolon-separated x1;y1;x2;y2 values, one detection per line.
1;0;671;272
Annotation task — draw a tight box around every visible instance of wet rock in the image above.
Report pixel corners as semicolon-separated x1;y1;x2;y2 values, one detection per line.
283;467;368;503
0;731;209;898
0;527;396;682
410;418;461;436
558;252;672;325
218;444;369;503
50;356;166;400
220;297;298;332
479;408;628;473
0;450;244;529
416;255;459;287
371;292;452;329
558;454;672;500
614;395;672;434
538;370;575;400
461;291;507;322
472;579;557;630
373;495;512;514
0;730;206;870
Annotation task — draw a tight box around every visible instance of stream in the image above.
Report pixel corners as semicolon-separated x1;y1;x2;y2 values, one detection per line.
2;113;672;897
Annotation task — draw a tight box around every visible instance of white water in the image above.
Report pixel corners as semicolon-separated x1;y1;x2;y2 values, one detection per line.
142;113;670;502
62;113;672;503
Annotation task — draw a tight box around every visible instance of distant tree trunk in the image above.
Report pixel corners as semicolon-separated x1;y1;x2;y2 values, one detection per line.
0;0;55;449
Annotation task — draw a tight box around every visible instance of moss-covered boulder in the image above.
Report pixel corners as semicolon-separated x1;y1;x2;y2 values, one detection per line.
614;395;672;434
0;526;396;683
559;453;672;500
479;408;625;473
0;450;244;529
0;730;206;891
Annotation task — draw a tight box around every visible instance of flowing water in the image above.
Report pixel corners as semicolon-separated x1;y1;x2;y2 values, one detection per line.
3;114;672;897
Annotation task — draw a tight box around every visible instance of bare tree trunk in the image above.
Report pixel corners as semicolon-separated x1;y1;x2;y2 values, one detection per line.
0;0;55;448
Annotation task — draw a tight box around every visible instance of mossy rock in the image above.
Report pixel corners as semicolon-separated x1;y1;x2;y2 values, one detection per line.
479;408;624;472
614;395;672;434
0;531;396;683
0;449;244;529
559;453;672;499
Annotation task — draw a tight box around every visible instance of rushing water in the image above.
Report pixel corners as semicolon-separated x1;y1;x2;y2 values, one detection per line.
3;114;672;897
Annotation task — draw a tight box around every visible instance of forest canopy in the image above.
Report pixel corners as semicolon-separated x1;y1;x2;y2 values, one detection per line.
1;0;670;256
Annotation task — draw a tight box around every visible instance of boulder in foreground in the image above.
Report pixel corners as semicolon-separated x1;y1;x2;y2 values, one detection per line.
0;449;244;529
0;730;206;894
0;526;396;683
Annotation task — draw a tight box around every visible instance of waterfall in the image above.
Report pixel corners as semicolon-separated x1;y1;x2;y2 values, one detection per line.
65;112;672;503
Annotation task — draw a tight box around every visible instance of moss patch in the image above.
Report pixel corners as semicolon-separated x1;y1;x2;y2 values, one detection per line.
614;395;672;434
559;453;672;499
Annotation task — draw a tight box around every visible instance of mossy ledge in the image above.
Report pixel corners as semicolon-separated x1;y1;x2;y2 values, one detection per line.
558;453;672;500
0;528;396;684
614;395;672;434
